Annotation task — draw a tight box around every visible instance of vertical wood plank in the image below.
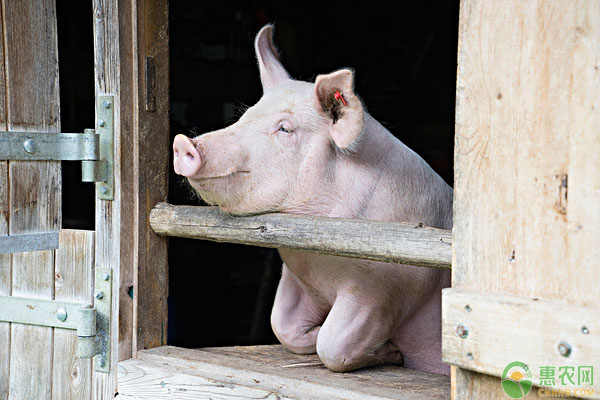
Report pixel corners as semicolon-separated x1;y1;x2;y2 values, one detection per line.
116;0;135;364
565;3;600;308
0;5;9;396
3;0;61;399
52;230;95;400
8;251;54;400
92;0;135;397
133;0;169;355
452;0;600;398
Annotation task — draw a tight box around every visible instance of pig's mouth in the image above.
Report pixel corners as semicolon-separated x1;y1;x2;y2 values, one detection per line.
189;169;250;183
203;170;250;180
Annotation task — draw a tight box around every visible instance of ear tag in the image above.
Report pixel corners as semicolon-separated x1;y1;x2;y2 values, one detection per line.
334;90;347;106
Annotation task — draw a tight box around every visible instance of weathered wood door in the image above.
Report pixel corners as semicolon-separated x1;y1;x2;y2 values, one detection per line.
0;1;168;399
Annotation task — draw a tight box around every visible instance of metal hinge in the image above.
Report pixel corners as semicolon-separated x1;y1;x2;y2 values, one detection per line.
0;267;113;373
0;95;114;200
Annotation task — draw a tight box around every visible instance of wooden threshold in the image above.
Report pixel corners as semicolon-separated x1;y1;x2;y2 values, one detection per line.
117;345;450;400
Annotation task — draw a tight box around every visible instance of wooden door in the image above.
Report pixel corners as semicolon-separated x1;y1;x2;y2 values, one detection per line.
444;1;600;399
0;0;169;399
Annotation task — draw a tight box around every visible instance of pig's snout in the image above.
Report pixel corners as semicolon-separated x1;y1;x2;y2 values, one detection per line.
173;134;202;177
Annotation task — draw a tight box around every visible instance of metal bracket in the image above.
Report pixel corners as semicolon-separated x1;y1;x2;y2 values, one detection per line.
0;267;113;373
87;95;114;200
93;267;113;372
0;232;59;254
0;94;115;201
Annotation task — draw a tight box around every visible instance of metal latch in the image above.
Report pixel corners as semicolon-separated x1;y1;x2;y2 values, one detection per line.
0;267;113;373
0;95;114;200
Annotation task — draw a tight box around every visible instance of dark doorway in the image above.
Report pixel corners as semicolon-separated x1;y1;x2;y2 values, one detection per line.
168;1;460;348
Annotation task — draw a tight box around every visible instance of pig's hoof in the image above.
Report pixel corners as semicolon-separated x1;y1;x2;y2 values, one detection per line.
318;341;404;372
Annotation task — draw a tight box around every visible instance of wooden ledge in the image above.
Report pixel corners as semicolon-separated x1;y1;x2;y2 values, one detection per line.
117;345;450;400
149;203;452;269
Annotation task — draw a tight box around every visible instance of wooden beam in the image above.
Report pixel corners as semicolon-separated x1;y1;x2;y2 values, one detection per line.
149;203;452;269
442;288;599;398
132;0;169;356
122;345;450;400
451;1;600;397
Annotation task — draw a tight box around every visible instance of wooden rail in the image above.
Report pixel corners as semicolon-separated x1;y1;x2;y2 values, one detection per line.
149;203;452;269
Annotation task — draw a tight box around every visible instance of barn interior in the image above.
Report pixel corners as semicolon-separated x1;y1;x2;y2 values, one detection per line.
57;1;459;350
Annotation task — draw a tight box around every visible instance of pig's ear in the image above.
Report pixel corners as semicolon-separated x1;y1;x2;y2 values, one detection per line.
314;69;364;149
255;25;290;91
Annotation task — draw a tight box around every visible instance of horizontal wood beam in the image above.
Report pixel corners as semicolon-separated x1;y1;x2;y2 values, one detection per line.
442;288;600;398
149;203;452;269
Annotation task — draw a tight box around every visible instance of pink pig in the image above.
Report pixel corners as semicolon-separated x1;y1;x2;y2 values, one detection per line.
173;25;452;374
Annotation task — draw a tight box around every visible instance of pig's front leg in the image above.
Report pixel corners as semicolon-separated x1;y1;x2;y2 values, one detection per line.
271;264;327;354
316;293;404;372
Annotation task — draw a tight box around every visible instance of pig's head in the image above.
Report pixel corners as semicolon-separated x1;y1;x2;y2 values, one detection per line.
173;25;365;215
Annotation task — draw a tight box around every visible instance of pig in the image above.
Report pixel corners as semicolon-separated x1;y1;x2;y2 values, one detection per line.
173;25;453;375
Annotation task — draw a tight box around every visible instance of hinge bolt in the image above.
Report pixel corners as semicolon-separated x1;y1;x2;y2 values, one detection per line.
98;119;106;128
456;324;469;339
102;272;110;281
23;139;36;154
103;99;112;109
56;308;68;322
558;341;572;357
95;291;105;300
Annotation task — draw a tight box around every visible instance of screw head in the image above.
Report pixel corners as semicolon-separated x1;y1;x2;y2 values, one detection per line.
456;324;469;339
99;185;108;194
558;341;572;357
98;119;106;128
23;139;36;154
56;308;68;322
466;352;474;360
102;272;110;281
581;326;589;335
95;291;105;300
103;100;112;109
465;304;472;312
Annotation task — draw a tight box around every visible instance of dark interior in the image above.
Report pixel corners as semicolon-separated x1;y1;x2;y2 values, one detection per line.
57;1;459;349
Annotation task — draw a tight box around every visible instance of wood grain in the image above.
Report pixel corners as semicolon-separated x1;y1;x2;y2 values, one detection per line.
443;289;599;398
2;1;61;399
52;230;95;400
118;358;286;400
0;9;9;394
92;0;123;397
133;0;169;356
128;345;450;400
150;203;452;269
451;0;600;398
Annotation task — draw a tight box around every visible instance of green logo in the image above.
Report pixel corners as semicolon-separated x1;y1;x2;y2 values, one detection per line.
502;361;533;398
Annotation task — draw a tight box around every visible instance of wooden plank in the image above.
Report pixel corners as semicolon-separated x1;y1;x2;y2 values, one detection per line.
116;0;135;364
443;288;599;398
451;0;600;398
118;358;287;400
150;203;453;268
133;0;169;355
52;230;95;400
3;0;60;399
0;4;8;396
8;251;54;400
133;345;450;400
92;0;122;396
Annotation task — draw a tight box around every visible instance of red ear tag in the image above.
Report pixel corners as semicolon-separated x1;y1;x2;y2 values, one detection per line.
334;90;347;106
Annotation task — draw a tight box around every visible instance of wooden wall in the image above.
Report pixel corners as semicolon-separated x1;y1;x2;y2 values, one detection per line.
448;0;600;398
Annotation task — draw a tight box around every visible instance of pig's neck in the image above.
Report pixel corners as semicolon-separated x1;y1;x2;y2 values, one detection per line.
283;113;412;221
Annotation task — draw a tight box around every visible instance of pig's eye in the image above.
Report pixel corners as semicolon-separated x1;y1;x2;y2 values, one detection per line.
278;125;292;133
